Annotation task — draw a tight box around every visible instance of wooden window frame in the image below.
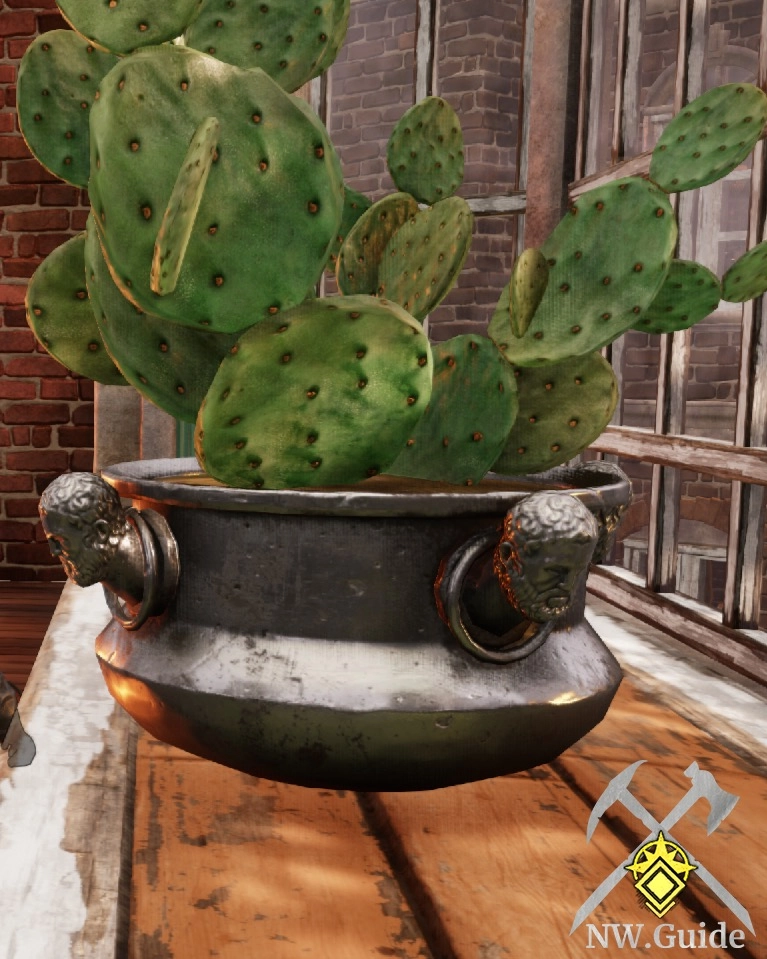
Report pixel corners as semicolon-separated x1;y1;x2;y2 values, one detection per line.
572;0;767;687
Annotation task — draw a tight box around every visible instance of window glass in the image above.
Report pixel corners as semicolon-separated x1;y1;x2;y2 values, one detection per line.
623;0;680;159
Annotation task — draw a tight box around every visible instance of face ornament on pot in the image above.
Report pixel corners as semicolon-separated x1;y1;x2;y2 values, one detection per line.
39;460;630;792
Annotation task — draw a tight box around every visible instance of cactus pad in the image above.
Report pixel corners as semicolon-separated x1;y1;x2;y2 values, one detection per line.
650;83;767;193
89;45;344;333
17;31;118;188
85;220;238;421
386;97;464;205
510;248;549;338
26;234;127;386
492;352;618;475
388;335;518;486
721;240;767;303
487;283;513;355
57;0;204;55
325;185;372;276
151;116;221;297
377;196;473;322
196;295;433;489
336;192;419;296
635;259;721;334
507;178;676;366
184;0;351;93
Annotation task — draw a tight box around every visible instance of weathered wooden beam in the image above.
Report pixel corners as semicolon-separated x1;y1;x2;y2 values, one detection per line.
467;194;527;215
415;0;437;102
610;0;628;164
523;0;575;248
587;567;767;687
0;583;136;959
574;0;592;182
570;150;651;195
590;425;767;485
724;2;767;629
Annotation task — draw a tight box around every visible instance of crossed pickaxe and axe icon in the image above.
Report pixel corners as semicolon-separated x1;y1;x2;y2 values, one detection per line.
570;760;754;934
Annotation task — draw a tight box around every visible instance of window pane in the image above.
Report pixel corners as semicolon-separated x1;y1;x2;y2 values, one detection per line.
608;458;654;576
678;470;731;613
328;0;417;201
437;0;524;198
430;215;518;340
616;329;661;430
584;0;621;175
678;14;759;444
623;0;680;159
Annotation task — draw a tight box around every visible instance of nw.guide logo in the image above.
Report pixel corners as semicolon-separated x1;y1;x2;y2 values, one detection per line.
570;759;754;940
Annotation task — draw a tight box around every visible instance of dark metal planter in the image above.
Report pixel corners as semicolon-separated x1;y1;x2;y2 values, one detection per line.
39;458;630;791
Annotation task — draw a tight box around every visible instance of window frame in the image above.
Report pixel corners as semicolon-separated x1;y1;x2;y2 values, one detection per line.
572;0;767;686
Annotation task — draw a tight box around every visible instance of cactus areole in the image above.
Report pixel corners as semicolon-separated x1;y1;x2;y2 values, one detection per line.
19;3;766;787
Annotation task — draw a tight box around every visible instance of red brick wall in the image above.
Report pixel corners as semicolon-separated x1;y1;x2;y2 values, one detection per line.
1;3;92;581
327;0;524;340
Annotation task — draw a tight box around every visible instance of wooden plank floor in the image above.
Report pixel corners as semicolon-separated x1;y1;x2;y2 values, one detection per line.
130;677;767;959
0;581;64;691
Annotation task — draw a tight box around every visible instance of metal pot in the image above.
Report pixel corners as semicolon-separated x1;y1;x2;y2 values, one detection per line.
39;459;630;791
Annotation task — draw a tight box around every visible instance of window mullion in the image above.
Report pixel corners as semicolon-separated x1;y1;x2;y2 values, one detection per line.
724;4;767;625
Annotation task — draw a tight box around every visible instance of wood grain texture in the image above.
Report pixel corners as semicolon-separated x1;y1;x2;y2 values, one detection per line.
0;581;64;690
366;766;729;959
129;735;432;959
0;582;134;959
557;682;767;955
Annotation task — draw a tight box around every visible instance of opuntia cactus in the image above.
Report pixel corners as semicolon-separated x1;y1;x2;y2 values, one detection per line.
15;4;767;490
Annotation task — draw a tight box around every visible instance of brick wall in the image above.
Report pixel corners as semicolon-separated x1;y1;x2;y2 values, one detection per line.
327;0;524;339
1;2;92;581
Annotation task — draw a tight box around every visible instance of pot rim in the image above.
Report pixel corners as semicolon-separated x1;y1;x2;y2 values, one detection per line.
102;457;630;518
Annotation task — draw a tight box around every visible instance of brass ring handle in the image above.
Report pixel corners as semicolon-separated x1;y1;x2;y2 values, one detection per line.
440;528;554;664
103;508;160;631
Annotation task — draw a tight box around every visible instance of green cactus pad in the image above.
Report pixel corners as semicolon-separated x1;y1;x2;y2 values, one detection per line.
492;352;618;475
26;234;127;386
635;259;721;334
388;335;518;486
17;31;118;188
487;283;513;354
336;192;420;297
325;185;372;276
386;97;464;205
57;0;204;55
650;83;767;193
85;219;238;421
506;178;676;366
196;295;433;489
184;0;350;94
89;45;344;333
721;240;767;303
377;197;473;322
151;116;221;297
510;248;549;338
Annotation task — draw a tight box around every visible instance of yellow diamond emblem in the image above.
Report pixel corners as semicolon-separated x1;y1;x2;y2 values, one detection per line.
626;831;697;920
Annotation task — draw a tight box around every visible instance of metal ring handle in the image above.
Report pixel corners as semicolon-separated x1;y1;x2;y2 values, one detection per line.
104;507;160;631
442;528;554;664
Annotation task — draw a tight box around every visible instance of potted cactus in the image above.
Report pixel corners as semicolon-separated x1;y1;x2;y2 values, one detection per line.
17;3;767;788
